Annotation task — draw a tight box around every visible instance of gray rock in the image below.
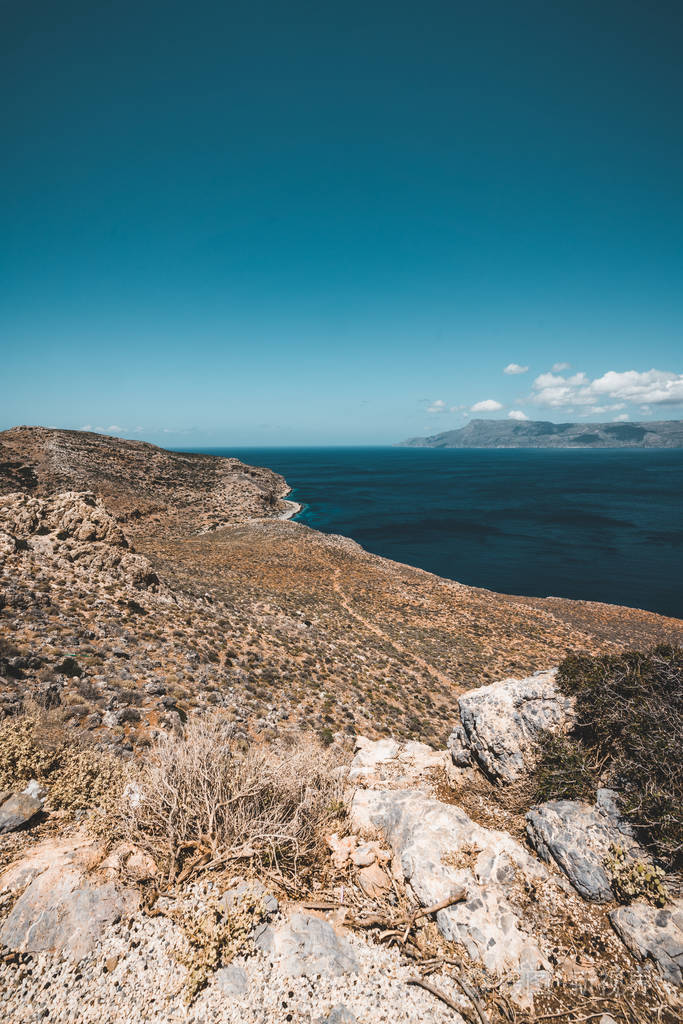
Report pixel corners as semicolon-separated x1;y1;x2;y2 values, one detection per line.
323;1007;357;1024
0;868;136;961
352;787;553;1005
0;835;139;962
526;799;640;902
451;668;573;783
609;899;683;986
255;914;358;978
214;964;248;996
223;881;279;917
0;790;43;834
102;710;123;728
446;723;472;767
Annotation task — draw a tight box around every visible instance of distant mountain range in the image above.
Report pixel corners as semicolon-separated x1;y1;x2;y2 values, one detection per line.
398;418;683;449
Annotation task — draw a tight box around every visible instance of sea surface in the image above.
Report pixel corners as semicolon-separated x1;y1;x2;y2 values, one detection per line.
188;447;683;619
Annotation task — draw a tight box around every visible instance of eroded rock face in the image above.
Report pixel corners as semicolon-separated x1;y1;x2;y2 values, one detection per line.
0;835;138;962
610;900;683;986
449;668;573;783
526;793;638;902
351;787;553;1004
0;491;161;591
255;913;358;979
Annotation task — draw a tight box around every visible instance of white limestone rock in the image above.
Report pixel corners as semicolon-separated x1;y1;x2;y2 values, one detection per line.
349;736;447;788
254;913;358;979
351;787;554;1005
449;668;573;783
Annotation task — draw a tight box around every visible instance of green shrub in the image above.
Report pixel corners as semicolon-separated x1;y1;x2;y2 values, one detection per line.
534;645;682;868
604;844;669;907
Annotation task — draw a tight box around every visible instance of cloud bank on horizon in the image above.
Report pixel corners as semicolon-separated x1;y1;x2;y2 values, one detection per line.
425;366;683;424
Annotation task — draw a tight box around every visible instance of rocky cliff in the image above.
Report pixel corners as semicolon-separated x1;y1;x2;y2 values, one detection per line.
399;417;683;448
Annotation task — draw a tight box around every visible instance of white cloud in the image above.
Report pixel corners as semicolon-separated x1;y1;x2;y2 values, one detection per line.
471;399;503;412
81;424;92;432
531;368;683;410
551;362;571;372
107;425;123;433
614;413;629;421
503;363;529;375
427;399;448;414
590;369;683;405
508;409;529;421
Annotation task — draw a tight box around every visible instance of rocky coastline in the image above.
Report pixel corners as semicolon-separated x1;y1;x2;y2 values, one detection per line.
0;426;681;1023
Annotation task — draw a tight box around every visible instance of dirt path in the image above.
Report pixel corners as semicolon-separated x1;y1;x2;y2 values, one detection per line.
331;567;461;692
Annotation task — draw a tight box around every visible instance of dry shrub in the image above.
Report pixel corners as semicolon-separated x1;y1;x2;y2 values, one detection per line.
0;704;126;812
533;645;682;869
123;714;348;883
532;731;598;804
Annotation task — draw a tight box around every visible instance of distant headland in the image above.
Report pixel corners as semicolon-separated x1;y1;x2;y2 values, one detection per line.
398;418;683;449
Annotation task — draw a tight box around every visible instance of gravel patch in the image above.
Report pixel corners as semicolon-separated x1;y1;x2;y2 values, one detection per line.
0;910;469;1023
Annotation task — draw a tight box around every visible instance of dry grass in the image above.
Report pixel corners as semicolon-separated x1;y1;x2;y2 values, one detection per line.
121;714;349;884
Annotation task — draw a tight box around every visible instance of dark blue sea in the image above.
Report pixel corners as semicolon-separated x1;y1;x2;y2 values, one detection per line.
187;448;683;619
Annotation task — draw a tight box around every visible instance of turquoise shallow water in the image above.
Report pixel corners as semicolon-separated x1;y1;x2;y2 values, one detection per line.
184;447;683;619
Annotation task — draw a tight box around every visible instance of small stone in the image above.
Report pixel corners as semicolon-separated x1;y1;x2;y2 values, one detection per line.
0;791;43;834
214;964;248;995
327;833;357;870
350;842;377;868
357;861;391;899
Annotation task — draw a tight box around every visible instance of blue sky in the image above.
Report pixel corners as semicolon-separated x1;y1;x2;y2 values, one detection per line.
3;0;682;444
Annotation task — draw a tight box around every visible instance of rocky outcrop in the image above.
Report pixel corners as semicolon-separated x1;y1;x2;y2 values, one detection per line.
448;668;573;783
526;791;638;902
352;787;554;1005
348;736;447;788
0;835;138;961
610;900;683;986
0;491;162;591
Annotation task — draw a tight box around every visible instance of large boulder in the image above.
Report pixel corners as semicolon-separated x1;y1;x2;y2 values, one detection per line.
526;791;639;902
351;787;553;1006
0;835;138;961
448;668;573;783
610;900;683;986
